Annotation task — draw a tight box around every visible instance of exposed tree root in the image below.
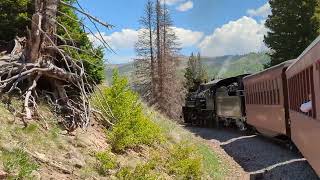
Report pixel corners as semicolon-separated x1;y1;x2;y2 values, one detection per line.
0;0;114;132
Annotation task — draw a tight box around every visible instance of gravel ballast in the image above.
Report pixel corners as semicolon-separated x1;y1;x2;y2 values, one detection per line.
187;127;319;180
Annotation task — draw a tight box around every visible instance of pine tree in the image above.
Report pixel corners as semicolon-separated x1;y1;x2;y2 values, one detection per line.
184;53;208;92
196;52;208;84
313;0;320;33
57;0;105;83
264;0;319;67
0;0;33;41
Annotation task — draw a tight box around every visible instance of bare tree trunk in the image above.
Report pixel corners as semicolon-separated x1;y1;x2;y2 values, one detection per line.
148;2;156;102
156;0;163;106
134;0;156;104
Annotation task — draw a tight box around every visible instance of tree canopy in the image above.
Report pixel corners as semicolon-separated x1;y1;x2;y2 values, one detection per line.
264;0;319;67
184;53;208;92
0;0;33;41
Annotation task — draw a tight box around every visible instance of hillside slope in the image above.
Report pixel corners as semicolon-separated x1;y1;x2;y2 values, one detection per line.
0;99;246;179
106;53;270;81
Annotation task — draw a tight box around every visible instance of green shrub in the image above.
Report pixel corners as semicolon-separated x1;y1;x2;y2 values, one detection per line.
116;161;158;180
1;148;38;179
108;115;162;152
92;69;162;152
167;142;203;179
116;167;132;179
95;151;117;176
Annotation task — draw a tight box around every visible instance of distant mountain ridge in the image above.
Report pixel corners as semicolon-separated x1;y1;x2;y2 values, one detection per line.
105;52;270;82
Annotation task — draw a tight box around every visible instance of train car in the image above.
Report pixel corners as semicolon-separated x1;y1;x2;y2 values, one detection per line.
182;79;221;126
286;36;320;176
214;74;249;130
243;60;293;137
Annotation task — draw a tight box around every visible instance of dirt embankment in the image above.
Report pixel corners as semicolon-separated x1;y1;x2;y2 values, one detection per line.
187;127;319;180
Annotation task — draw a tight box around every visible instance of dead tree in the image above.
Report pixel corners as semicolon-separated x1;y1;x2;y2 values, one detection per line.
0;0;113;131
134;0;183;119
157;0;183;119
134;0;156;104
156;0;163;104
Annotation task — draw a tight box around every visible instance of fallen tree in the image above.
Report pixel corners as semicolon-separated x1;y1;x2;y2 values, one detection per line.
0;0;112;131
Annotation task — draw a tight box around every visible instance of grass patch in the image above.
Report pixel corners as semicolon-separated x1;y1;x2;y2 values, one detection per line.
95;150;117;176
197;144;226;179
148;109;228;178
1;148;38;179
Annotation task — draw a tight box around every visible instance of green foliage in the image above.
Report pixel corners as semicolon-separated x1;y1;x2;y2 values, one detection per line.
167;142;203;179
0;0;105;83
116;162;159;180
95;151;117;175
0;0;33;41
264;0;319;67
1;148;38;179
57;0;105;83
313;0;320;34
116;142;203;180
92;69;162;152
219;53;270;78
184;52;208;91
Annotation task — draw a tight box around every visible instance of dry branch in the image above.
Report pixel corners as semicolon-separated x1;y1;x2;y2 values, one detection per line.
25;150;73;174
0;0;115;131
60;1;114;29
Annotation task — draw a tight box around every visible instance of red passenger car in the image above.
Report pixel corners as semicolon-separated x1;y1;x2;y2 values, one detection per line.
243;60;293;137
286;36;320;176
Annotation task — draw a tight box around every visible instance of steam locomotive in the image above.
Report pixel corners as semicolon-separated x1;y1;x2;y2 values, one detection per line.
182;35;320;176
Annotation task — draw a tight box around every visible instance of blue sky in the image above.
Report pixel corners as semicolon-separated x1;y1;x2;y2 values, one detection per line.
78;0;270;64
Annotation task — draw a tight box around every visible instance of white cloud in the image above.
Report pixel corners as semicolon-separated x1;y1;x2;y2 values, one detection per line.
198;16;268;57
89;27;203;49
176;1;193;12
247;2;271;18
172;27;203;47
88;29;139;50
160;0;184;5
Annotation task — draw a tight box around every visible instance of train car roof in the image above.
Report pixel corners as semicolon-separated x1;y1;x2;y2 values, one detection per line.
205;79;222;85
286;35;320;78
215;74;250;87
243;60;294;81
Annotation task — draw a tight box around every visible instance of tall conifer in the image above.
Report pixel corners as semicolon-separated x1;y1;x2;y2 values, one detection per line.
264;0;318;66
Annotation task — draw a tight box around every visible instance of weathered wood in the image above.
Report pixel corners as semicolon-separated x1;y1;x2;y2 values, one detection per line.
30;13;42;62
0;0;112;131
